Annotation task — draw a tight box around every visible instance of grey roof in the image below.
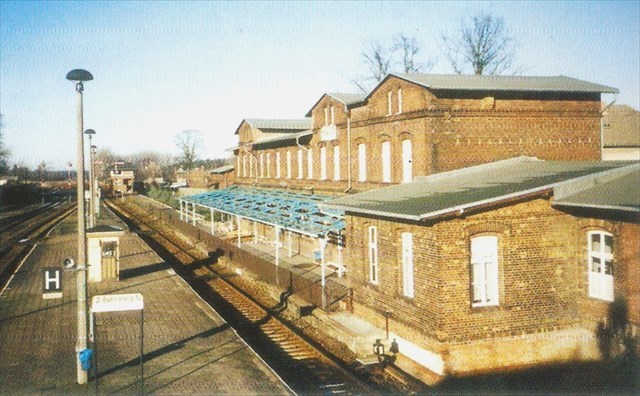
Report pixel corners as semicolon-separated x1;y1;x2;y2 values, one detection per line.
391;73;619;94
210;164;235;174
246;118;312;131
553;165;640;212
320;157;637;221
327;93;367;106
252;130;313;149
305;93;367;116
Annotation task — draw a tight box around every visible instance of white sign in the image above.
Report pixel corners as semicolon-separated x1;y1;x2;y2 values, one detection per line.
319;125;337;141
91;293;144;313
43;268;62;299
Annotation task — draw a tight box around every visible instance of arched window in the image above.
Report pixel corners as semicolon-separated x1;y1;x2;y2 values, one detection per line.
320;146;327;180
333;145;340;181
402;139;412;183
381;141;391;183
358;143;367;182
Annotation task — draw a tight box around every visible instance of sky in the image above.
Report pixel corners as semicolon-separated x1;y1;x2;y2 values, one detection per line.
1;0;639;170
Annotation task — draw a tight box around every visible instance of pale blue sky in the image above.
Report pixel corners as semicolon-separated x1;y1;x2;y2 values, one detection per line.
1;0;638;170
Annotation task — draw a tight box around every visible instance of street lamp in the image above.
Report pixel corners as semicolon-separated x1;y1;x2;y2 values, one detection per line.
84;129;96;228
67;68;93;385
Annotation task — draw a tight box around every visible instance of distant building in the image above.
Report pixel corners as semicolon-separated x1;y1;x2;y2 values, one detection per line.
109;164;134;195
602;104;640;161
0;175;19;186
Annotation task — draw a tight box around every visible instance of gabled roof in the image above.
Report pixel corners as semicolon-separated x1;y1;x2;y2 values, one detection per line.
252;130;313;149
234;118;312;135
320;157;637;221
305;93;367;116
391;73;619;94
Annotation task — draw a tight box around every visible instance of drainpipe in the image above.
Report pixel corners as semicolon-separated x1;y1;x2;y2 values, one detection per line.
600;93;618;160
344;108;352;193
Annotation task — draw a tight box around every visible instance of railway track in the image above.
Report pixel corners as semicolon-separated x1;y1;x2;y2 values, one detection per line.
105;197;390;395
0;200;76;290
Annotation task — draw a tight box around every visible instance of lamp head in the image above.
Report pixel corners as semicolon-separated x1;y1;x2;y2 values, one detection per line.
66;69;93;92
84;129;96;136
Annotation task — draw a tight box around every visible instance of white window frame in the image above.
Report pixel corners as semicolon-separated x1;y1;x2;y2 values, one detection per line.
249;155;254;178
397;88;403;114
320;146;327;180
387;91;393;115
358;143;367;182
275;151;281;179
324;106;329;126
236;156;240;177
330;105;335;125
401;232;414;298
381;141;391;183
259;153;264;178
402;139;412;183
470;235;499;307
266;152;271;178
242;154;247;177
307;148;313;179
588;231;614;301
368;226;379;284
297;148;303;179
333;145;340;181
286;150;292;179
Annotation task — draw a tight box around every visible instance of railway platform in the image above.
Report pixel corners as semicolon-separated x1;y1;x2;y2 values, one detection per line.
0;204;293;395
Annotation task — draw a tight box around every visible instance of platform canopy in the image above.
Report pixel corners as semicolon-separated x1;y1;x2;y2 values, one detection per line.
180;186;345;242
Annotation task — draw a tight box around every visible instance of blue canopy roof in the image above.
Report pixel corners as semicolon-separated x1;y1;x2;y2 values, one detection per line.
180;186;345;241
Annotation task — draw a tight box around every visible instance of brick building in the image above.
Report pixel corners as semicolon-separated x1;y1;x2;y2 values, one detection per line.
235;74;617;192
180;73;637;380
602;104;640;161
322;157;639;377
109;164;134;195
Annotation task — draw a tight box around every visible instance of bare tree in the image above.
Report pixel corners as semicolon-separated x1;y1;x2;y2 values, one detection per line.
352;34;433;93
174;129;204;171
442;12;518;75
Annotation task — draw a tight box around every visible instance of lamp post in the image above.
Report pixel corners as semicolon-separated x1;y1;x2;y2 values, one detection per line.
84;129;96;228
67;68;93;385
91;145;98;222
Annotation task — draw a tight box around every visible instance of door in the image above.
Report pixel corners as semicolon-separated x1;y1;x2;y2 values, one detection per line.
101;241;118;280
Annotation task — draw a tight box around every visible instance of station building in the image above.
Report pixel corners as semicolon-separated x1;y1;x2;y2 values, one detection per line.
178;73;639;379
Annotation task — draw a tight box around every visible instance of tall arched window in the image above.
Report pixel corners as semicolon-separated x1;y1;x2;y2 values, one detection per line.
402;139;412;183
358;143;367;182
381;141;391;183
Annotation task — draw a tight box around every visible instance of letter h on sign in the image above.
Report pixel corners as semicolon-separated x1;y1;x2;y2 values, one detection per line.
43;268;62;299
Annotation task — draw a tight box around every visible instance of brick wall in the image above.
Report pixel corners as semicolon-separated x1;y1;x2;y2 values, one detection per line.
344;197;639;373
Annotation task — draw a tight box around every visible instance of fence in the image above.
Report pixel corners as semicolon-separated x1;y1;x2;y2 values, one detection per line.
130;195;351;312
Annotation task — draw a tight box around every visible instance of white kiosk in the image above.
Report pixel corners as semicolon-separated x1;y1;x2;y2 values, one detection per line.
86;225;125;283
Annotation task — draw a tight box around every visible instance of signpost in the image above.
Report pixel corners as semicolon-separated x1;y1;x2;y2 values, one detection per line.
90;293;144;395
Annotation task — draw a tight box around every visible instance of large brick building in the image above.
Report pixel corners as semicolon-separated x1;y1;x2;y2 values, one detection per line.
322;157;639;377
180;73;638;380
235;74;617;192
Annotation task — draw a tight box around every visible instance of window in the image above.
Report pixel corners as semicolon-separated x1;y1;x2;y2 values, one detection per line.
588;231;614;301
259;153;264;178
249;155;254;178
320;146;327;180
402;232;414;298
358;143;367;182
330;105;335;125
402;139;412;183
397;88;403;114
387;91;393;115
381;141;391;183
368;226;378;284
275;151;281;179
470;235;499;307
236;157;240;177
307;148;313;179
324;106;329;126
242;154;247;177
286;150;292;179
266;152;271;178
297;148;303;179
333;145;340;181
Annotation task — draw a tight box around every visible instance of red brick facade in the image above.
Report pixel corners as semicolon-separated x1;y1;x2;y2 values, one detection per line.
344;197;639;375
235;75;604;193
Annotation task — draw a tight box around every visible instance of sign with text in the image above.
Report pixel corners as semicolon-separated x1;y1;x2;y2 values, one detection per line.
42;268;62;299
91;293;144;313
